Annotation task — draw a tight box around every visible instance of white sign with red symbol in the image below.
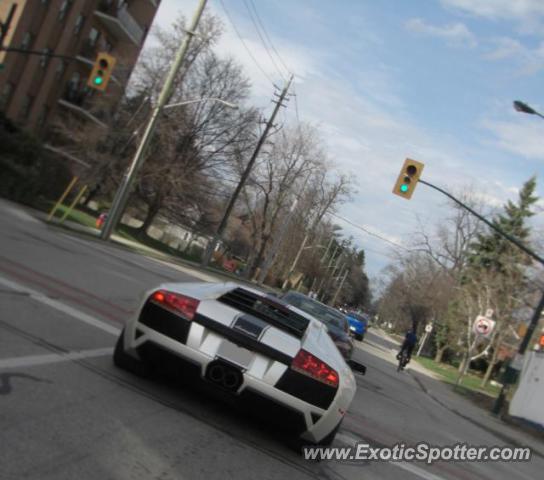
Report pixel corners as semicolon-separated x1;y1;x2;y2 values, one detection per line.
472;315;496;338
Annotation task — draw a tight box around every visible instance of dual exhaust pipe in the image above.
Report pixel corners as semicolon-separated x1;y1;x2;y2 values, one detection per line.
206;361;243;391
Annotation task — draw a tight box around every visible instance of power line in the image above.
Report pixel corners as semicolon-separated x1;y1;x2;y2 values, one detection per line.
243;0;288;81
218;0;275;86
330;212;409;251
247;0;292;76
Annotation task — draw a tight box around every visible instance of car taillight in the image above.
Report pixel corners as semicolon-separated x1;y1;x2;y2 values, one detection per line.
291;349;339;388
151;290;199;320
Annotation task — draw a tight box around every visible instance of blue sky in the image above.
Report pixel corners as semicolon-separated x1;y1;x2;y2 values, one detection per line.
147;0;544;284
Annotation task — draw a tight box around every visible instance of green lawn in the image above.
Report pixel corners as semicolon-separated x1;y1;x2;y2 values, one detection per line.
415;356;501;397
48;205;226;267
50;204;98;227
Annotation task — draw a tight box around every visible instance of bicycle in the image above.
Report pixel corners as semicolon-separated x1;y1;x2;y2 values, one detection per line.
397;349;409;372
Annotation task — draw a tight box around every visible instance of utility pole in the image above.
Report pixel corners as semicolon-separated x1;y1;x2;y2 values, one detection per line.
100;0;208;241
201;74;293;266
256;171;312;284
331;268;349;306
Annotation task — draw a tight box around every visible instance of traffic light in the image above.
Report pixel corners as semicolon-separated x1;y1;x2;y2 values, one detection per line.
87;52;116;91
392;158;424;200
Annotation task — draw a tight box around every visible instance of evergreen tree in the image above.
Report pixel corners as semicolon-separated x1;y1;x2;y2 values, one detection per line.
469;176;538;274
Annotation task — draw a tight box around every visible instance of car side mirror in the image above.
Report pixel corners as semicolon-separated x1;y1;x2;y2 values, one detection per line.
348;359;366;375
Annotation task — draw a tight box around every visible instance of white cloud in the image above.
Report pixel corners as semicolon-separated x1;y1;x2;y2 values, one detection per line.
485;37;526;60
484;37;544;75
441;0;544;21
405;18;477;47
482;118;544;159
441;0;544;34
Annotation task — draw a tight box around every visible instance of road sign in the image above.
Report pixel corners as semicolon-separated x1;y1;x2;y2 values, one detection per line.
425;324;433;333
472;315;495;338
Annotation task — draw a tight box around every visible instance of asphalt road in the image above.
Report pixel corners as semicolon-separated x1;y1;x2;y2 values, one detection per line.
1;198;543;480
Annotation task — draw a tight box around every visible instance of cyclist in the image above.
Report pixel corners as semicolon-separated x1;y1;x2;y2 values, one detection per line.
396;329;418;366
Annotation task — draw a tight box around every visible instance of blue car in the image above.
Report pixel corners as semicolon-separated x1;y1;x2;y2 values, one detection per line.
346;312;367;341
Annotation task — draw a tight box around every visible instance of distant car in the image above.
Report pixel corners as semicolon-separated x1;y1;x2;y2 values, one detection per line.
114;281;356;446
281;291;354;361
345;312;367;341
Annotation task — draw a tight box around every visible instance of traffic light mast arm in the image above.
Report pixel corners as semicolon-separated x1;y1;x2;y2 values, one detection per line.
418;178;544;266
0;46;79;61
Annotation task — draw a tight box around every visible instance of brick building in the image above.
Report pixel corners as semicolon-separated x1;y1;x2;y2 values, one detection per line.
0;0;159;141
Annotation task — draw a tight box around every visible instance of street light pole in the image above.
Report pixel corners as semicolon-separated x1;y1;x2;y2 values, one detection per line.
510;100;544;356
490;99;544;415
100;0;208;241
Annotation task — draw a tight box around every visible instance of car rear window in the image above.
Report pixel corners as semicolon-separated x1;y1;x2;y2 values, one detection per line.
282;292;348;332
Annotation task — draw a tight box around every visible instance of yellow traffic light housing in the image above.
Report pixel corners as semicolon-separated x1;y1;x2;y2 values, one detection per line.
393;158;424;200
87;52;116;92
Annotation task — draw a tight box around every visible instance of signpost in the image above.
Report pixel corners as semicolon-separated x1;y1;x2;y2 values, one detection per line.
416;324;433;357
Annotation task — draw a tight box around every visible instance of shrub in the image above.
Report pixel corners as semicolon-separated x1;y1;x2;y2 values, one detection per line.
0;113;73;207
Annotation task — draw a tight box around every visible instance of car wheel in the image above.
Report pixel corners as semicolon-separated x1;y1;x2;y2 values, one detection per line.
113;329;150;376
356;334;363;341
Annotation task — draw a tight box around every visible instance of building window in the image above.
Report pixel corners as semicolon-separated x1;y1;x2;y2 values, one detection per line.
0;82;15;110
73;14;85;35
20;95;34;120
88;28;100;46
40;48;52;68
21;32;33;49
58;0;72;21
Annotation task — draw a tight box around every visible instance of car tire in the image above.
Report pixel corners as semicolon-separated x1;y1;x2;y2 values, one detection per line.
316;421;342;447
113;329;150;376
295;420;342;453
355;333;363;341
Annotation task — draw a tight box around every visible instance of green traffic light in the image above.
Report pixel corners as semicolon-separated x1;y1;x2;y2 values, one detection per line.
400;184;409;193
93;76;103;85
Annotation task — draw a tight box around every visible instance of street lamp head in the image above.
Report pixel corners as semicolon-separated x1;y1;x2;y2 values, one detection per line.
513;100;537;115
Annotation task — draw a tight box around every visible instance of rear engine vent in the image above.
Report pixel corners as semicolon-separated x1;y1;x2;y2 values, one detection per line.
219;288;309;339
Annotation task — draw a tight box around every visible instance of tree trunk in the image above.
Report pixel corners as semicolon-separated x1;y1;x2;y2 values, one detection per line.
481;338;501;387
137;203;160;237
82;184;100;207
458;354;467;373
250;234;270;280
182;232;194;252
434;345;447;363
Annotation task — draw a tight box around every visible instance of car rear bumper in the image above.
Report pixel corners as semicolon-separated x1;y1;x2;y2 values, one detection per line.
123;318;346;442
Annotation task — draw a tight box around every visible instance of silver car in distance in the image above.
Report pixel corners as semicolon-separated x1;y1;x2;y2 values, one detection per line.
114;282;356;446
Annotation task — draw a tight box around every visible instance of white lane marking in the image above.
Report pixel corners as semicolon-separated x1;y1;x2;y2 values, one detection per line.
0;276;121;336
336;433;447;480
0;348;113;369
